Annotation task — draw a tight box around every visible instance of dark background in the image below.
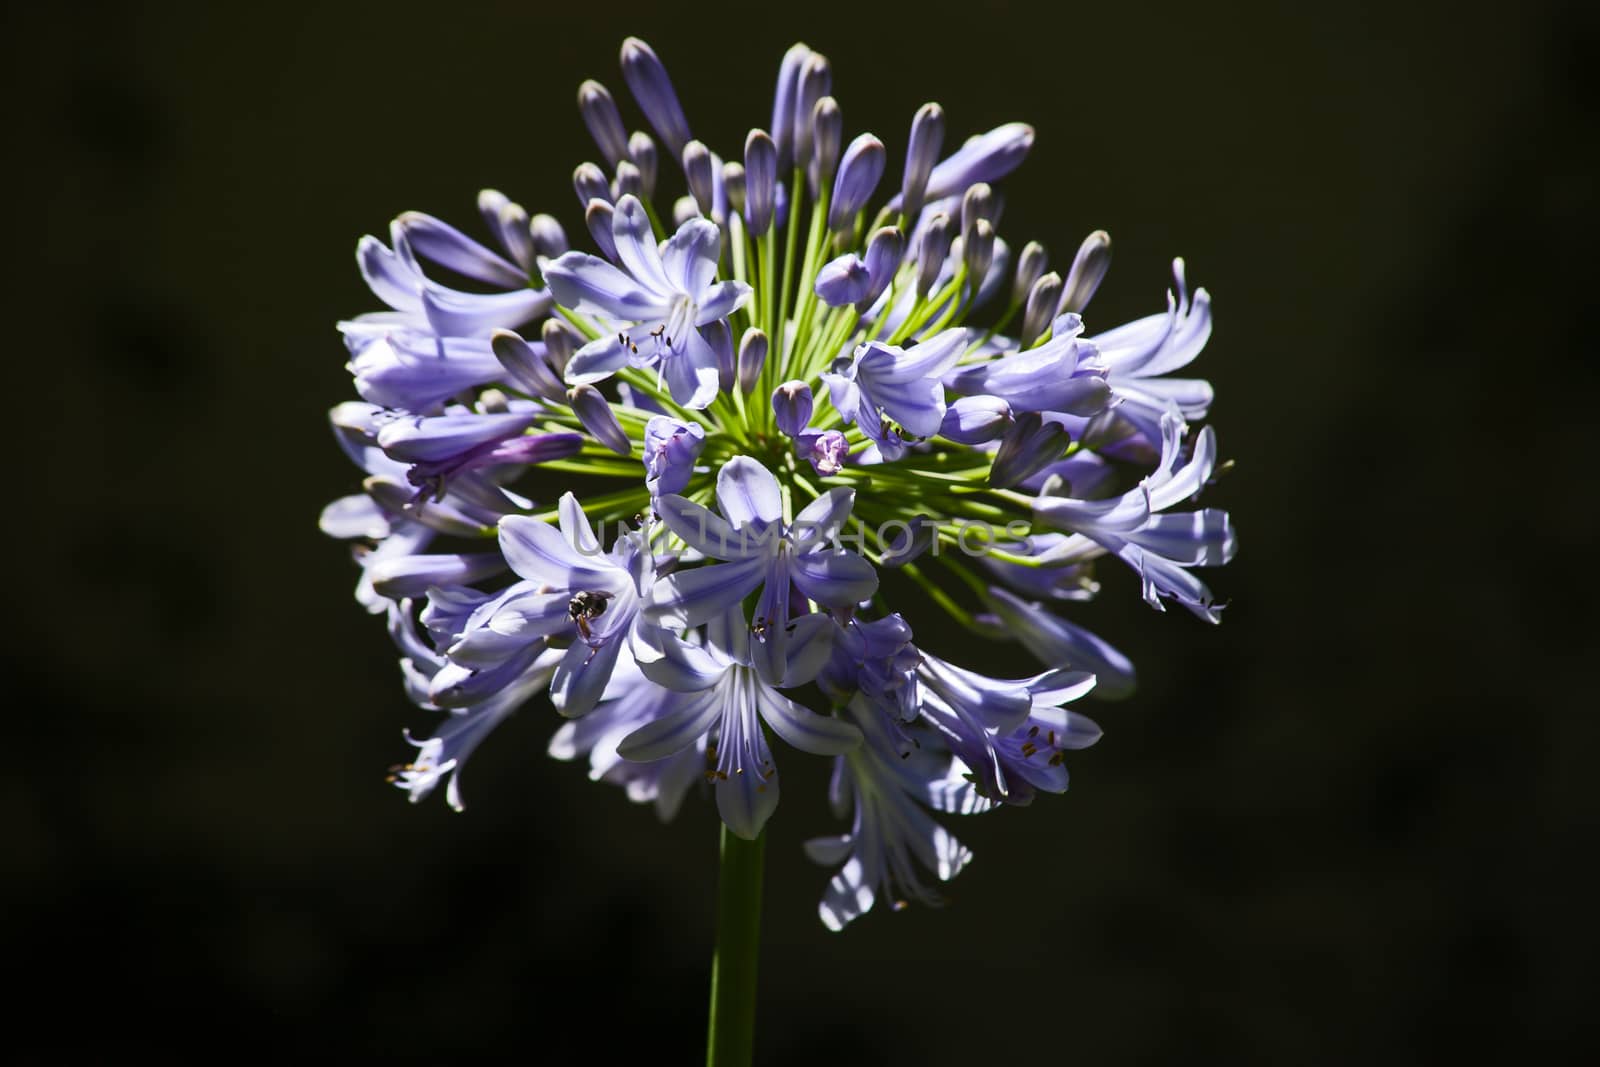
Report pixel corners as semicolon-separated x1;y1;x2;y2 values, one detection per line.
7;0;1598;1061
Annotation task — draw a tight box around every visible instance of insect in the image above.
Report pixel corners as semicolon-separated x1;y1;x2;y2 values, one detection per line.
568;590;612;642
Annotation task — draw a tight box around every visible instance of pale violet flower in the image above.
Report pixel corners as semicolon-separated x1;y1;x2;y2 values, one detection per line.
321;35;1237;938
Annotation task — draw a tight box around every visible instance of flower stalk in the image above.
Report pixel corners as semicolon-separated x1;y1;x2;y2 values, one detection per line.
706;824;766;1067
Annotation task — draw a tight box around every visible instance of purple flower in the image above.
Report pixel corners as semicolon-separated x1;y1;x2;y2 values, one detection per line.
323;35;1241;934
376;409;583;499
945;313;1111;417
545;196;751;408
804;697;977;930
349;204;549;342
548;651;706;820
916;653;1100;806
387;604;565;811
646;459;878;682
819;614;922;723
1032;412;1236;620
798;429;849;476
822;330;967;461
642;415;705;496
435;494;656;719
618;607;861;839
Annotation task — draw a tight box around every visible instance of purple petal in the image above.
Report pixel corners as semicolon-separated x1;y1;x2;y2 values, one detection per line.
645;556;767;628
694;280;753;325
551;632;627;718
564;334;633;385
655;494;745;560
661;218;722;297
420;286;550;338
616;687;723;760
757;688;862;755
610;195;674;296
396;211;526;288
544;252;674;321
498;514;627;592
619;37;692;157
715;457;783;528
663;328;722;409
815;254;872;308
789;549;878;608
790;487;855;551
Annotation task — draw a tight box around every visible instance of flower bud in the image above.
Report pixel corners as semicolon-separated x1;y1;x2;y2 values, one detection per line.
793;52;831;172
988;411;1069;489
491;329;565;403
917;122;1034;206
901;102;945;221
585;199;619;262
672;195;699;227
737;328;768;395
703;318;735;393
363;477;489;538
683;139;716;220
859;226;904;311
808;97;842;197
1011;241;1048;308
939;395;1012;444
878;515;937;567
744;129;778;235
529;213;568;259
1019;271;1063;349
771;43;813;170
370;553;507;601
569;384;632;456
1059;229;1112;314
960;183;994;246
814;253;872;308
828;133;886;233
541;319;579;375
573;162;609;210
612;160;643;201
628;131;658;197
620;37;690;156
478;189;533;271
964;218;995;287
577;80;629;167
722;161;746;218
772;380;814;438
916;212;954;298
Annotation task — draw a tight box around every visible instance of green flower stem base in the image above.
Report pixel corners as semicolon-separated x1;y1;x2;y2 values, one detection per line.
706;824;766;1067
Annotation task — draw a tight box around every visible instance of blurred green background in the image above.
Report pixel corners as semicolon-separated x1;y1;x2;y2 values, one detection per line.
6;0;1597;1061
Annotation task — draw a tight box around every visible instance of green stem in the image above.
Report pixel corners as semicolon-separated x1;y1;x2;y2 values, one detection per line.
706;825;765;1067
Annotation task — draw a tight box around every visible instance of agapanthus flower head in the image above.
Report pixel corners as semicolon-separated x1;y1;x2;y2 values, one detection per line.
324;36;1237;929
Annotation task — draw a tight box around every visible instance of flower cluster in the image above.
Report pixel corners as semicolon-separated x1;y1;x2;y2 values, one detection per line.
321;38;1236;929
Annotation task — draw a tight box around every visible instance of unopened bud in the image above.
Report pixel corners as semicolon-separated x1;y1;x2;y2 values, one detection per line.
682;140;716;219
901;102;945;221
737;328;768;395
808;97;842;197
577;80;629;167
628;131;658;197
573;163;609;210
916;212;954;298
1019;271;1063;349
585;199;618;262
569;384;632;456
1059;230;1112;314
529;213;568;260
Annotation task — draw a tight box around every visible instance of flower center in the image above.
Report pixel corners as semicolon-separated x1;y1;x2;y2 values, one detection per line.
655;295;697;358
